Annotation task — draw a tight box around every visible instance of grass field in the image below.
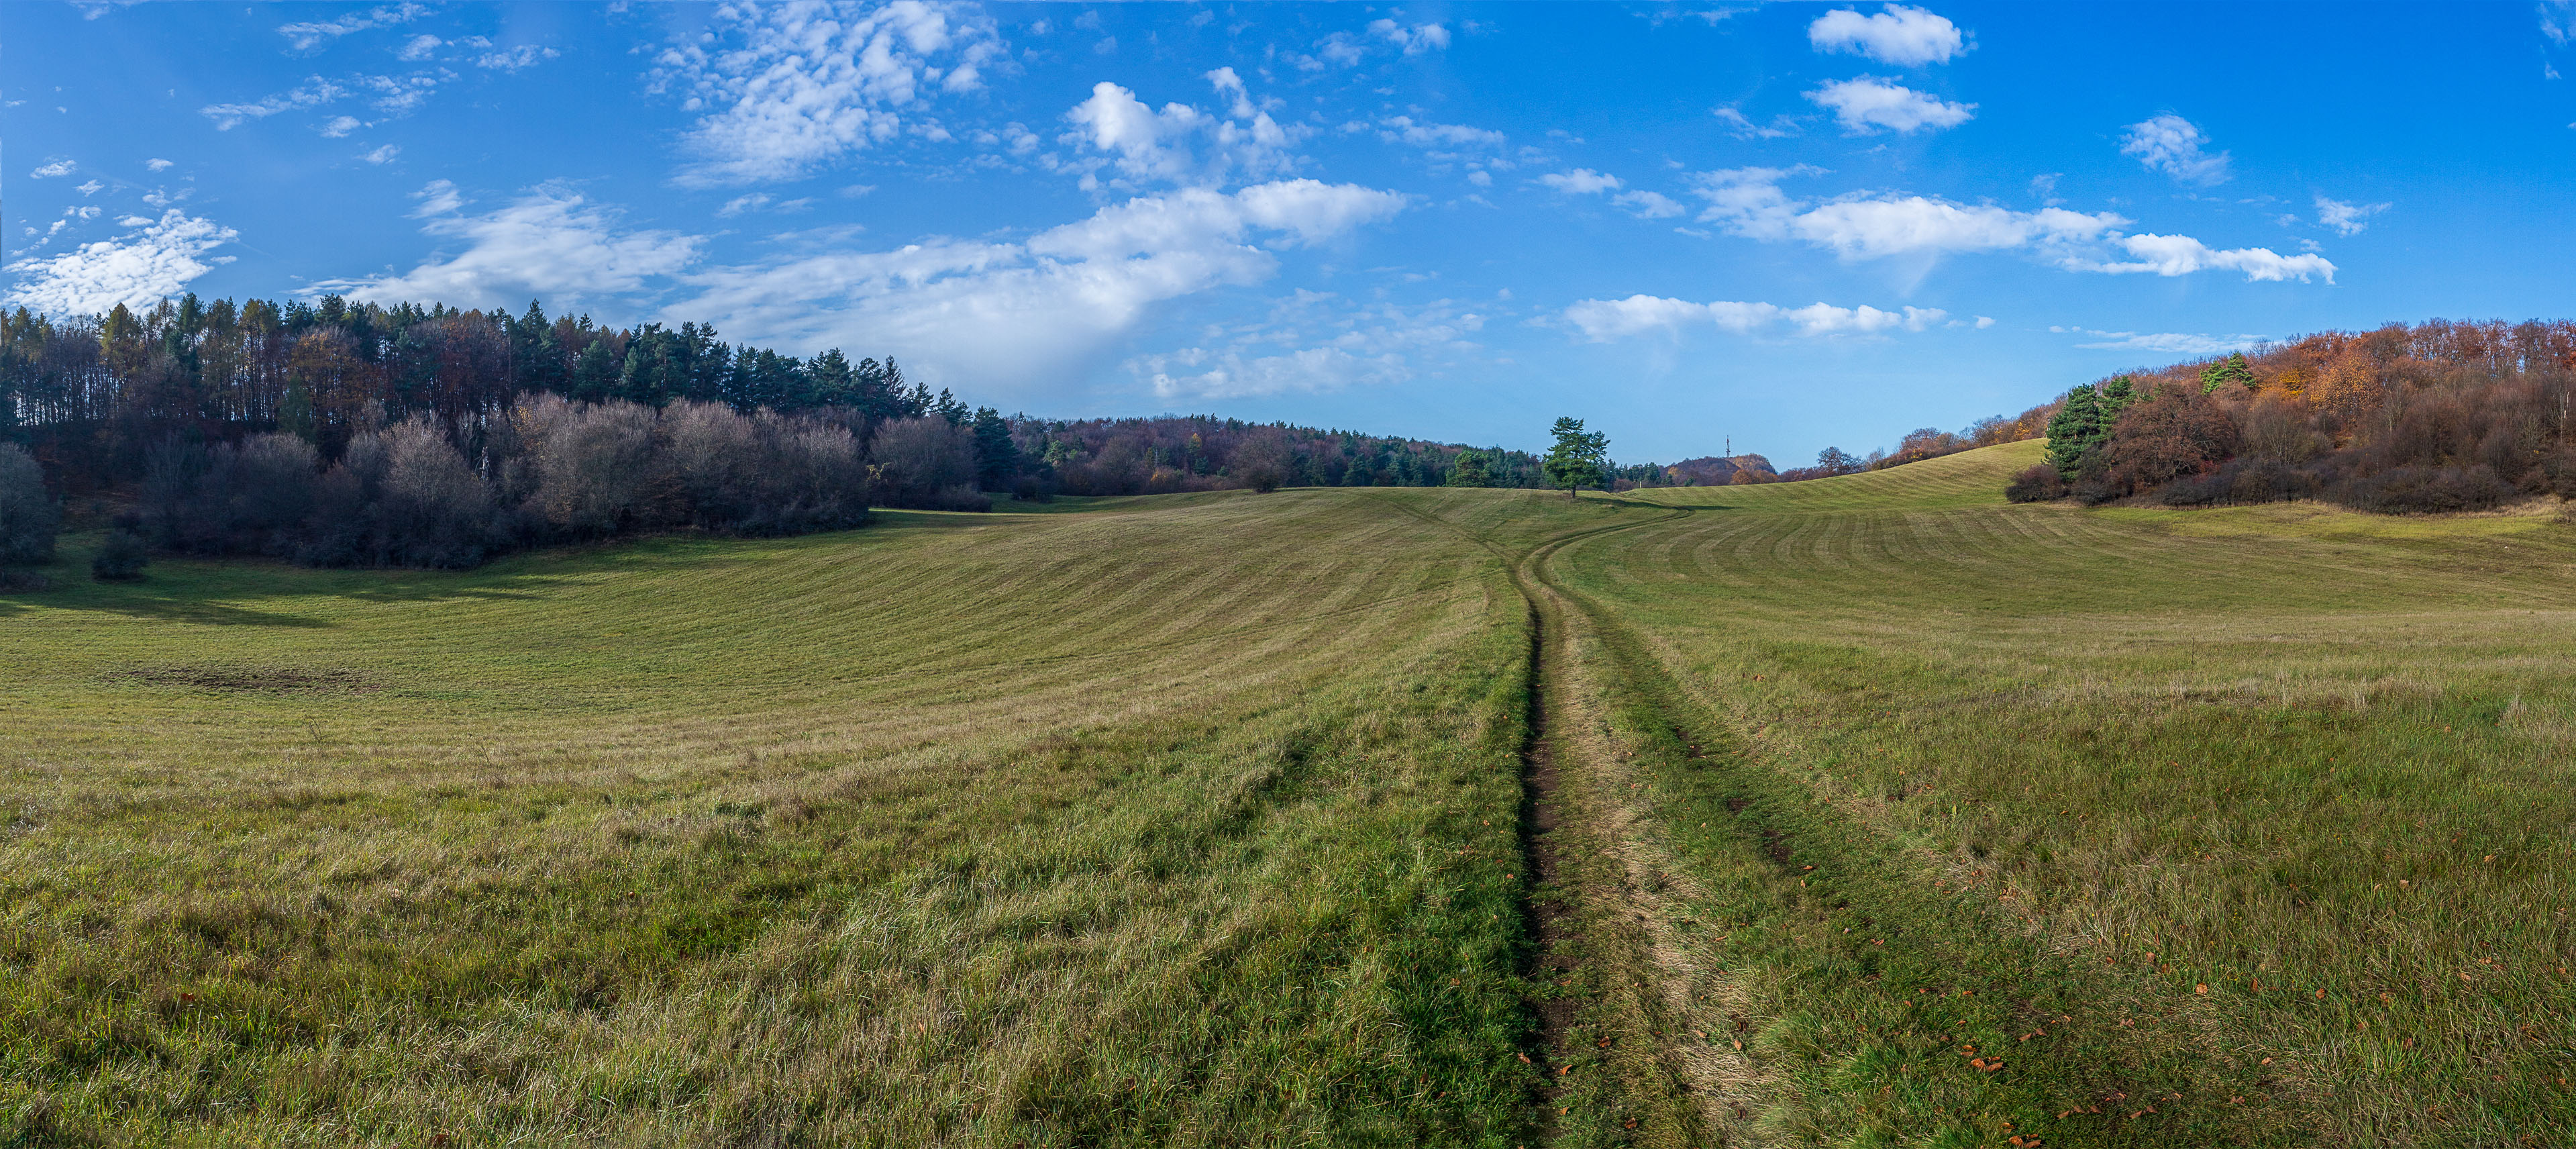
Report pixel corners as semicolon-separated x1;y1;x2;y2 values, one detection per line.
7;445;2575;1146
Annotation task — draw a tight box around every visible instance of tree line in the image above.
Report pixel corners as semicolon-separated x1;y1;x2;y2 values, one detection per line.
2007;319;2576;513
0;293;1735;574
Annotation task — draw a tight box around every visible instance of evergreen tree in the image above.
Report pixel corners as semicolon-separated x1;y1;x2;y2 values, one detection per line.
971;407;1019;489
2200;352;2257;394
1542;416;1609;497
806;348;855;407
2044;383;2106;479
1446;448;1493;487
570;337;620;403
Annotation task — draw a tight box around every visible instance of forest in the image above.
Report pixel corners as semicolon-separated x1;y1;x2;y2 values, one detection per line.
2006;318;2576;511
0;293;1745;573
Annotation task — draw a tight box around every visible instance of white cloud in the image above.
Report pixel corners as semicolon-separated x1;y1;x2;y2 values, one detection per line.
2077;233;2335;282
29;160;75;179
2546;1;2575;45
658;0;1003;187
1808;4;1967;66
1133;293;1481;399
75;181;105;196
1805;77;1973;134
2314;194;2389;237
476;44;560;72
1063;72;1298;189
1613;190;1686;219
361;144;401;164
1688;166;2326;283
199;77;347;130
1539;168;1622;195
321;115;362;138
1691;166;2124;260
312;183;703;309
277;2;423;52
2120;113;2230;185
1368;19;1451;55
1376;115;1506;150
677;179;1404;397
1565;294;1947;340
3;209;238;315
2062;327;2264;354
145;158;174;172
397;34;442;60
1712;106;1796;140
115;215;152;227
361;74;443;114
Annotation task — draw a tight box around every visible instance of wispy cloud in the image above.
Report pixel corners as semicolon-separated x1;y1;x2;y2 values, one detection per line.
2314;194;2389;236
657;0;1004;187
314;182;703;309
2057;326;2265;354
4;209;239;315
276;2;424;52
1539;168;1621;195
1566;293;1949;340
2121;113;2230;185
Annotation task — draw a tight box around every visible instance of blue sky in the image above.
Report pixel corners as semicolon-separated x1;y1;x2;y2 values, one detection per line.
8;1;2576;464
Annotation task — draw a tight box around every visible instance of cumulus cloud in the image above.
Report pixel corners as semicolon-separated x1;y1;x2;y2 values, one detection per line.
1133;293;1481;399
362;144;401;164
658;0;1002;187
276;2;423;52
1539;168;1622;195
2120;113;2230;185
1565;294;1947;340
2314;194;2389;236
1690;166;2330;282
1808;4;1966;66
321;115;362;138
2076;234;2334;282
398;34;442;60
2059;327;2265;354
678;179;1404;397
1805;77;1973;134
312;181;703;308
1368;19;1451;55
76;181;105;196
4;209;238;315
29;160;76;179
145;158;174;172
1691;166;2122;260
1062;70;1298;189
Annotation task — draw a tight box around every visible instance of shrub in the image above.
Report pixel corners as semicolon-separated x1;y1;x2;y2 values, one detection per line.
0;444;59;565
92;530;149;581
2101;387;2241;497
0;570;50;592
297;417;499;568
2338;465;2508;514
870;417;979;507
928;483;992;512
2003;464;2067;503
1011;474;1050;502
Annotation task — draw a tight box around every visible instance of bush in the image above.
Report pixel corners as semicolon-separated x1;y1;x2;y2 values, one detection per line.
2338;465;2507;514
297;417;499;568
927;483;992;512
1011;474;1050;502
92;530;149;581
0;570;50;592
2101;387;2241;497
2004;464;2067;503
0;444;60;565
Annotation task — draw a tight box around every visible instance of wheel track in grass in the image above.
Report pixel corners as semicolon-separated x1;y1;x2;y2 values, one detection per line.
1527;502;2320;1149
1385;486;2320;1146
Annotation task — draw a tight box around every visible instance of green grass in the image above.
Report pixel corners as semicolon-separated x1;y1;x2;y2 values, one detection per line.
0;491;1606;1146
8;448;2576;1146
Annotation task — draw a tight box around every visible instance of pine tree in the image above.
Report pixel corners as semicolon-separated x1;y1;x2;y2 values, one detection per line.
1542;416;1608;497
1447;448;1493;487
2044;384;2104;479
971;407;1019;490
2199;352;2257;394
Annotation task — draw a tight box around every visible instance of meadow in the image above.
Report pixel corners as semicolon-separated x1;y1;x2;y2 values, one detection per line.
7;442;2575;1146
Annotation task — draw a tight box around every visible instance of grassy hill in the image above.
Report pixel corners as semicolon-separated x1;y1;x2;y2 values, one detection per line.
7;451;2575;1146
